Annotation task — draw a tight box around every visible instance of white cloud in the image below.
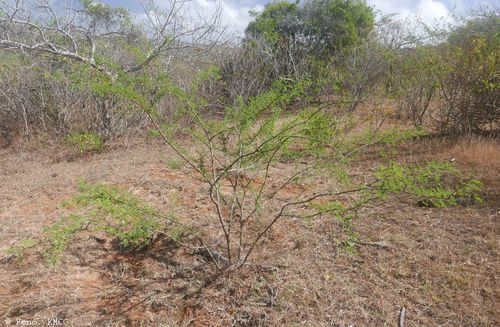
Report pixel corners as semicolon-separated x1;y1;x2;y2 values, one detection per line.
417;0;452;24
187;0;263;36
367;0;414;17
133;0;264;39
368;0;454;25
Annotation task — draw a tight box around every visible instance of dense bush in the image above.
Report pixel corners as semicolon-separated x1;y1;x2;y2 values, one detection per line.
246;0;374;59
221;0;375;98
435;14;499;133
382;11;499;134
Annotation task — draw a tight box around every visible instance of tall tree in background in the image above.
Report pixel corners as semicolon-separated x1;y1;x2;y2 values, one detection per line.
245;0;374;65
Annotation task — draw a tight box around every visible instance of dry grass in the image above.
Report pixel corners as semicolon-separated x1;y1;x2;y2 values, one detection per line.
0;126;498;326
439;135;500;180
392;135;500;205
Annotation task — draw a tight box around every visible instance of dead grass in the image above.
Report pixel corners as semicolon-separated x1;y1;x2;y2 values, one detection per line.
0;128;499;326
392;135;500;205
438;135;500;180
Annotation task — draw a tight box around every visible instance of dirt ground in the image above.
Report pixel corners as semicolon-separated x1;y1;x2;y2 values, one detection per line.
0;135;498;326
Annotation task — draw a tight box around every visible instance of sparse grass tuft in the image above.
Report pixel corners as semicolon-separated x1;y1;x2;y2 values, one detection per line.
165;158;183;170
5;238;37;262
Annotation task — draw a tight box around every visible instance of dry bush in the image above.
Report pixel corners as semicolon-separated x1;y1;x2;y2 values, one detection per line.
0;0;227;144
217;44;276;105
0;61;149;143
0;62;75;141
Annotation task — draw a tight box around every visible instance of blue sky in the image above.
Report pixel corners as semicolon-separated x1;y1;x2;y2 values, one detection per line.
102;0;495;34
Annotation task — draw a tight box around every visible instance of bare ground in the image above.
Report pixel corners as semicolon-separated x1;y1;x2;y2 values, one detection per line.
0;135;498;326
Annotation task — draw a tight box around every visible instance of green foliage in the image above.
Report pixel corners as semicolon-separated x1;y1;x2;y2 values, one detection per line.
342;233;361;255
302;110;338;157
65;131;103;155
337;127;429;161
165;158;183;170
310;200;360;254
5;238;37;261
70;182;161;248
375;161;483;207
330;165;352;187
302;0;375;56
80;0;132;29
377;127;429;145
246;0;375;58
311;200;347;216
281;108;345;160
42;214;87;264
281;118;429;163
246;1;299;44
8;182;165;265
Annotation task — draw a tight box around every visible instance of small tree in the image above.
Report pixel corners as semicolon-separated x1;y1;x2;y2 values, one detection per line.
101;69;379;268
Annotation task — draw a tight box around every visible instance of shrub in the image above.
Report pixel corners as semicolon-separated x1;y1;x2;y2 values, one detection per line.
42;214;87;264
7;182;166;265
392;47;442;127
436;33;499;133
65;131;103;155
375;161;483;207
70;182;161;249
119;73;395;269
389;11;500;134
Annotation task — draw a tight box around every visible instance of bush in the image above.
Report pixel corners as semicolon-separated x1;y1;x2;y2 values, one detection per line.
375;161;483;207
436;33;499;133
392;47;441;126
246;0;374;61
6;182;167;265
388;11;499;134
70;182;161;249
220;0;375;102
65;131;103;155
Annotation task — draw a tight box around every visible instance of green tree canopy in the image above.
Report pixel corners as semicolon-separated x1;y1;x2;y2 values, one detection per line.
245;0;375;59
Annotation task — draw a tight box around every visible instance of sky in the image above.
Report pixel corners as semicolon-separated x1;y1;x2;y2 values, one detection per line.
103;0;497;35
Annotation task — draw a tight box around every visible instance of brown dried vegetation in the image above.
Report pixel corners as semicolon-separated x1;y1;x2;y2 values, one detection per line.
1;130;498;326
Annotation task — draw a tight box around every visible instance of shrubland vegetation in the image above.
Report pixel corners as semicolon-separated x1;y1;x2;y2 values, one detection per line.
1;0;498;272
0;0;500;267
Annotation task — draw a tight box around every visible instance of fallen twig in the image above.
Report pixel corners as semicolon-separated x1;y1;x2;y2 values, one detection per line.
399;306;406;327
360;240;390;248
